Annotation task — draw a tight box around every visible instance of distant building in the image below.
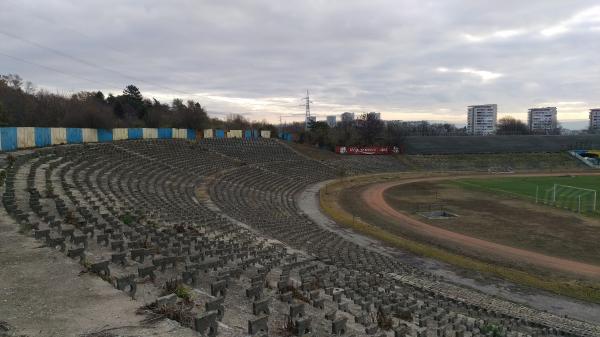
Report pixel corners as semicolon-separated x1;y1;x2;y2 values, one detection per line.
590;109;600;130
528;107;557;133
467;104;497;135
368;112;381;120
326;115;337;128
341;112;355;123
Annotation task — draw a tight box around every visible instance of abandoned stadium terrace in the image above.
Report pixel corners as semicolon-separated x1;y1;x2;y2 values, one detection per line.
1;138;599;337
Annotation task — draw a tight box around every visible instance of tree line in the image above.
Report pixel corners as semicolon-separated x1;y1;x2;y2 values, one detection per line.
1;73;569;147
0;74;277;134
290;114;565;150
286;113;466;149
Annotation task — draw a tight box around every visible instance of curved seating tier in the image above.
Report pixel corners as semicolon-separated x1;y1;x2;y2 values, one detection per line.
1;139;597;337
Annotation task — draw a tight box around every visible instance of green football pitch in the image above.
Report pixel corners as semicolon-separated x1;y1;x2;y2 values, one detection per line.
453;175;600;213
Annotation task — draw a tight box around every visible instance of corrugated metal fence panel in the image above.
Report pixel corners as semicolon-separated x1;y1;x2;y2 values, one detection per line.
244;130;252;139
173;128;186;139
82;128;98;143
113;128;127;140
143;128;158;139
203;129;213;138
34;127;52;147
157;128;172;139
261;130;271;138
97;129;113;142
51;128;67;145
215;129;225;138
278;132;292;141
1;127;17;151
17;127;35;148
128;128;143;140
253;129;259;138
187;129;196;140
228;130;242;138
66;128;83;143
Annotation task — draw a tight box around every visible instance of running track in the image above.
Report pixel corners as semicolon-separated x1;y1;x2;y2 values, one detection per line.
361;173;600;279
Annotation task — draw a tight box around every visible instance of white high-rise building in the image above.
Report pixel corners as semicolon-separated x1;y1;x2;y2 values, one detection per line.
326;115;337;128
590;109;600;130
467;104;497;135
528;107;557;133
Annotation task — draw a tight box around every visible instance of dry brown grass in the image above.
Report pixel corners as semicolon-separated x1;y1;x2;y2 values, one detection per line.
320;174;600;303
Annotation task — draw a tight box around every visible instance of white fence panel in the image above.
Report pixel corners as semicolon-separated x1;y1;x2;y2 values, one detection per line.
143;128;158;139
260;130;271;138
204;129;213;138
50;128;67;145
173;128;186;139
17;127;35;148
227;130;243;138
113;128;128;140
82;128;98;143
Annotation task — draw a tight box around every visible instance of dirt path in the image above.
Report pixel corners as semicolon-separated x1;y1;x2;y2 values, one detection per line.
361;172;600;279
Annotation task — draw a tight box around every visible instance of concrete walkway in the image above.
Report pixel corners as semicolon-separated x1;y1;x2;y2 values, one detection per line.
0;196;197;337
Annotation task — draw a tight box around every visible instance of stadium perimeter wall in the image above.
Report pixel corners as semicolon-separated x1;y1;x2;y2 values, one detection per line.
403;135;600;155
0;127;271;152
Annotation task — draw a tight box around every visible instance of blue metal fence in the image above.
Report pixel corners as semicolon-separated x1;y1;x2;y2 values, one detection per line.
0;127;270;152
279;132;293;141
34;127;52;147
97;129;113;142
128;128;143;139
187;129;196;140
158;128;172;139
66;128;83;143
1;127;17;151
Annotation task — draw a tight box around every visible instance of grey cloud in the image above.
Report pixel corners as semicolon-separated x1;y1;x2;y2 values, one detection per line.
0;0;599;127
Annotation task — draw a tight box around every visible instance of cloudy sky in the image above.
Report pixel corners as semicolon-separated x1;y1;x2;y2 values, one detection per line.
1;0;599;128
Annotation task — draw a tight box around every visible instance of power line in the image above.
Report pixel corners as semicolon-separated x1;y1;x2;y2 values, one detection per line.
0;29;291;119
25;12;215;94
0;30;203;99
0;51;120;88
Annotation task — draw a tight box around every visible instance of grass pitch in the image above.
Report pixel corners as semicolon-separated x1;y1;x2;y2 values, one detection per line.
454;175;600;214
456;175;600;198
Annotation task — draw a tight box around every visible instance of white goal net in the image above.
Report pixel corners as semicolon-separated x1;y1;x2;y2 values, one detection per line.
539;184;597;213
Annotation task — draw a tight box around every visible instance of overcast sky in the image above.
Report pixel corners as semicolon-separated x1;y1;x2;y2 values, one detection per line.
1;1;599;128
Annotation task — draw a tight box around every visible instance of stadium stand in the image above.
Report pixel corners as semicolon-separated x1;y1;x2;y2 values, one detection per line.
404;135;600;154
1;138;599;336
328;156;409;175
571;149;600;168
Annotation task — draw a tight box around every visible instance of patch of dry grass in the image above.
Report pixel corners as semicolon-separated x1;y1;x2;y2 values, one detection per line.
320;175;600;304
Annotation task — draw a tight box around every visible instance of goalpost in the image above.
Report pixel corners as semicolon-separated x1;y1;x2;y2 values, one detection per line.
539;184;598;213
